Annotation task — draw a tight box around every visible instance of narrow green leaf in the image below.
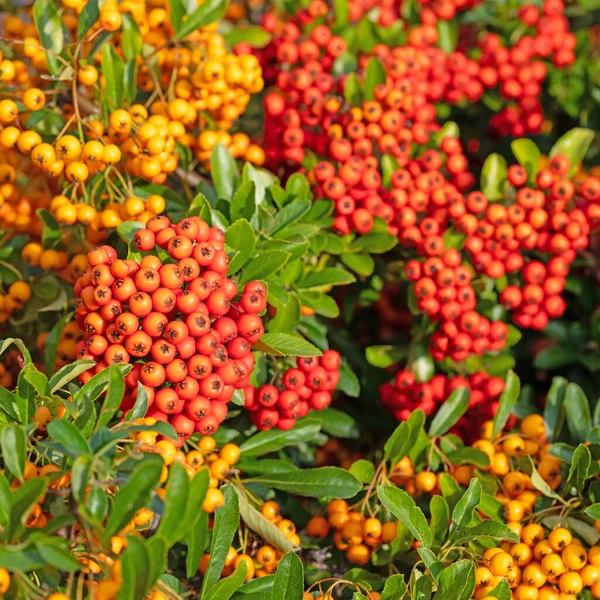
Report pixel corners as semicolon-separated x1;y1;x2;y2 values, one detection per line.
378;486;432;547
270;552;304;600
492;370;520;439
429;388;470;436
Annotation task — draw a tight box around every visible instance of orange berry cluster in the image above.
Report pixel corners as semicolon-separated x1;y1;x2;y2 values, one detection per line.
243;352;341;431
306;499;399;566
73;216;265;444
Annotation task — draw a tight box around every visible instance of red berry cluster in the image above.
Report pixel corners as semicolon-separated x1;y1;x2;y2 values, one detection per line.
380;369;512;441
243;351;341;431
73;216;266;445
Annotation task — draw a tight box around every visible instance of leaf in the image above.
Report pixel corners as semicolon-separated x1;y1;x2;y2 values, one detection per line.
201;485;240;598
270;552;303;600
437;19;458;53
338;361;360;398
586;504;600;520
449;479;481;536
122;14;142;61
118;536;149;600
519;456;567;504
381;574;407;600
146;538;167;593
240;419;321;458
351;232;398;254
268;295;300;334
239;250;290;284
544;376;567;443
344;73;363;107
567;444;591;492
8;478;47;540
364;57;386;101
429;388;470;436
365;345;405;368
102;455;164;543
314;408;359;439
250;467;362;499
226;219;257;274
430;495;450;547
297;268;356;289
36;541;81;572
255;332;321;357
44;311;73;376
487;580;511;600
492;370;520;439
155;462;189;546
175;0;228;39
341;253;375;277
71;456;92;503
549;128;595;175
33;0;64;76
411;344;434;383
102;44;125;108
333;0;349;25
433;560;475;600
349;460;376;483
270;201;311;235
385;410;425;465
445;447;490;468
128;382;149;421
77;0;99;40
564;383;592;443
230;182;255;223
441;520;518;547
211;143;238;200
96;365;126;430
418;548;445;582
0;424;26;480
480;154;507;201
234;487;294;553
47;419;91;457
204;561;248;600
186;509;209;579
223;25;272;48
511;139;541;181
378;486;432;547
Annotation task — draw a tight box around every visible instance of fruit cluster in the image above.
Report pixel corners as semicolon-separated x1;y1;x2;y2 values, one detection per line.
306;500;399;566
73;216;266;442
243;351;341;431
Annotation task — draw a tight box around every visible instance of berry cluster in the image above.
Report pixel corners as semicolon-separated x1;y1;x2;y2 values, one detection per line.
306;500;399;566
244;351;341;431
73;216;265;443
380;370;509;441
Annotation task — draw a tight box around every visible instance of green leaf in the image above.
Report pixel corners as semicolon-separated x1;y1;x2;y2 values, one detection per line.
118;536;149;600
430;495;450;547
33;0;64;76
47;419;91;457
349;459;376;483
211;143;238;200
77;0;99;40
36;540;81;572
365;345;405;368
102;44;125;108
122;13;142;61
445;448;490;468
586;504;600;520
411;343;434;383
223;25;272;48
338;360;360;398
450;520;519;546
234;488;294;553
250;467;361;499
44;311;73;376
491;370;520;439
155;463;189;546
568;444;591;492
268;295;300;334
378;486;432;547
297;268;356;290
270;552;303;600
255;332;321;357
344;73;363;107
226;219;257;274
351;232;398;254
364;57;386;101
96;364;126;430
487;580;511;600
418;547;445;582
204;561;248;600
270;200;311;235
511;139;541;181
449;479;481;536
381;574;407;600
174;0;228;39
429;388;469;436
437;19;458;53
549;128;595;175
71;456;92;503
201;485;240;598
128;382;149;421
341;253;375;276
314;408;359;439
0;424;26;480
239;250;290;284
102;455;164;543
544;376;567;443
433;560;475;600
240;419;321;458
564;383;592;443
186;507;209;579
0;546;44;572
333;0;349;25
8;478;47;540
480;154;507;201
519;455;566;505
146;538;167;593
385;410;425;465
230;182;255;223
